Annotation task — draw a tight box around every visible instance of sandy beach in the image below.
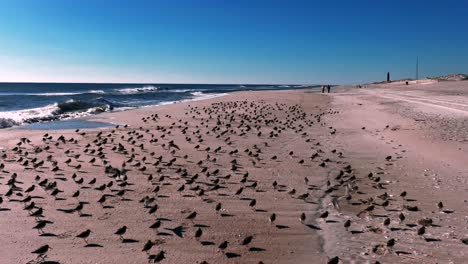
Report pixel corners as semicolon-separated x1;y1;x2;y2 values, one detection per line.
1;81;468;264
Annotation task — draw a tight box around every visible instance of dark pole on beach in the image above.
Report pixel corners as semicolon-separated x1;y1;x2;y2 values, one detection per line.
416;56;419;81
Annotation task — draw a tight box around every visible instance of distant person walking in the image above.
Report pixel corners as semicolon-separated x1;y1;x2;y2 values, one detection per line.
321;86;325;93
327;85;331;93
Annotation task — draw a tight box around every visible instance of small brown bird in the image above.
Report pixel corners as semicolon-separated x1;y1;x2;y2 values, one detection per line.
320;211;329;220
115;225;127;239
387;238;395;248
186;211;197;221
399;213;405;222
142;240;155;254
150;220;161;231
249;199;256;210
215;203;222;213
241;235;253;246
437;201;444;210
300;212;306;223
150;250;166;263
218;241;228;251
269;213;276;223
76;229;91;244
417;226;425;236
344;219;351;230
195;228;203;240
31;245;51;260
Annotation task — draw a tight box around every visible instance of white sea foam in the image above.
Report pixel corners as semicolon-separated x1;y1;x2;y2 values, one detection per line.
0;103;60;125
88;90;105;94
116;85;159;94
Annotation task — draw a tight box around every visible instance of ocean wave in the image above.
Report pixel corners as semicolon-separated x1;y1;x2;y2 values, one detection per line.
0;99;112;128
115;85;159;94
88;90;105;94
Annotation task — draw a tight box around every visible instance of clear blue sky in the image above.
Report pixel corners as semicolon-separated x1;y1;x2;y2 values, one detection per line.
0;0;466;84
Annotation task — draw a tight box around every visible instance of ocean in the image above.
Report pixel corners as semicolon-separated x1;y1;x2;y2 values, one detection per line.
0;83;317;129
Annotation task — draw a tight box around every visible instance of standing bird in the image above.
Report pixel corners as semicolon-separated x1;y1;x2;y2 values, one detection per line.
31;245;51;260
300;212;306;223
194;228;203;240
143;240;155;254
215;202;222;213
249;199;256;210
186;211;197;222
218;241;228;251
115;226;127;240
33;220;48;234
150;250;166;263
76;229;91;244
417;226;425;236
343;219;351;231
269;213;276;223
241;235;253;246
150;220;161;232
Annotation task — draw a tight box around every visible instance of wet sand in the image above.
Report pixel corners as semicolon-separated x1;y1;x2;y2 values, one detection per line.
1;82;467;263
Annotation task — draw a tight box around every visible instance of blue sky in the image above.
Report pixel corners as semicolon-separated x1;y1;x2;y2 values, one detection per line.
0;0;466;84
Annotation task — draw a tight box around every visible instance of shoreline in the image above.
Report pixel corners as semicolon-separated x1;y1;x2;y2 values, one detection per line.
1;82;467;263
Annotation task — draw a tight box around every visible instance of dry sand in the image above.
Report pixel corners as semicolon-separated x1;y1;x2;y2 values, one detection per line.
0;82;467;264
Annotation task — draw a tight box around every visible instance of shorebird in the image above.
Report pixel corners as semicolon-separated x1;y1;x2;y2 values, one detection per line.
115;226;127;240
215;202;222;214
344;219;351;231
149;250;166;263
186;211;197;221
218;241;228;251
194;228;203;240
31;245;51;260
150;220;161;232
33;220;48;234
143;240;155;254
300;212;306;223
269;213;276;223
76;229;91;244
241;235;253;246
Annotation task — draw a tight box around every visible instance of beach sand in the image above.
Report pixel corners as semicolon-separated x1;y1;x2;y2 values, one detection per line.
1;82;468;263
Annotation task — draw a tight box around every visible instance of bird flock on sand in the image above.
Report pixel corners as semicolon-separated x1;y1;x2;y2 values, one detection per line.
0;97;464;264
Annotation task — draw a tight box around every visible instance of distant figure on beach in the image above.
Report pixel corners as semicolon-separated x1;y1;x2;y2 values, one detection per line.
321;86;325;93
387;72;391;82
327;85;331;93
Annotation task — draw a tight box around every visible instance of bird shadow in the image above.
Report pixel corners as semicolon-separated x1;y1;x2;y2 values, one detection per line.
156;217;172;222
39;233;57;237
167;226;186;238
275;225;289;229
80;213;93;218
194;224;210;228
156;232;172;236
122;238;139;243
85;243;104;248
424;237;441;242
200;241;215;246
103;206;115;209
221;213;234;217
249;247;266;252
225;252;241;258
350;230;365;234
306;224;321;230
254;209;267;212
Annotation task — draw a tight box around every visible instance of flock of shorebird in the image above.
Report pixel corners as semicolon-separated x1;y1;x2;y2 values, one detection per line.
0;97;460;264
2;99;340;263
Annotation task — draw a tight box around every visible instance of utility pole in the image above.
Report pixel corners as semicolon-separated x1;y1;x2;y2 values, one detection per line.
416;56;419;82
